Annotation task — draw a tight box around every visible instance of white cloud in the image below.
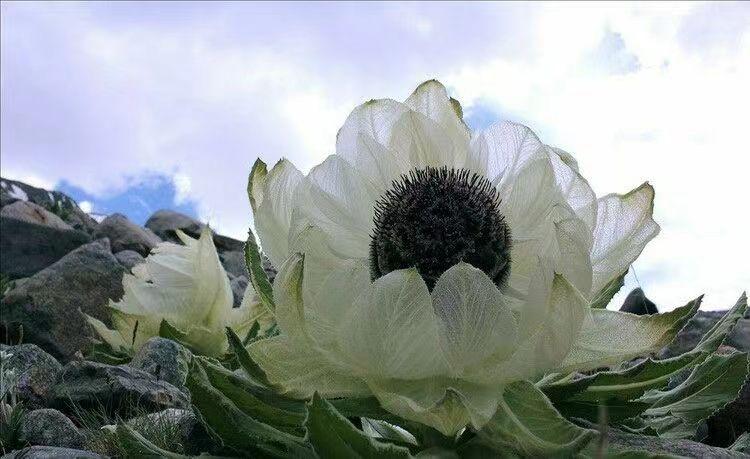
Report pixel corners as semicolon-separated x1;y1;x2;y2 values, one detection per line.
1;2;747;310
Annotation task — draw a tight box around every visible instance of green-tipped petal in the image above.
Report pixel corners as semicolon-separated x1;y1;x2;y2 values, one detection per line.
590;183;660;296
557;296;702;373
247;335;368;398
250;158;304;268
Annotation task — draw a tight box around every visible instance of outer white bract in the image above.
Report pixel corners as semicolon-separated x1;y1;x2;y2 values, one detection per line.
248;81;678;435
86;228;259;357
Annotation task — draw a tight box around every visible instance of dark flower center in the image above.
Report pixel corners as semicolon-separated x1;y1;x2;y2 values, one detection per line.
369;167;512;289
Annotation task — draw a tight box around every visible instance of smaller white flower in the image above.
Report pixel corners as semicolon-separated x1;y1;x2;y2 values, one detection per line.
86;228;259;357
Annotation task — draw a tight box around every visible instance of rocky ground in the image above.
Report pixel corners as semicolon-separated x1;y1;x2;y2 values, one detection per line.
0;177;748;458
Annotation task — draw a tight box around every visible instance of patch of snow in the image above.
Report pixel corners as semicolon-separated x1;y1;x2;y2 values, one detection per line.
8;184;28;201
90;213;107;223
0;181;7;189
47;191;55;202
78;200;93;213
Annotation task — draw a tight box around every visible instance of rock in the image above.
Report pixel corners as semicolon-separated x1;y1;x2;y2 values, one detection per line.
145;209;243;252
262;255;277;284
127;408;213;455
620;288;658;315
49;360;189;418
0;344;61;407
129;338;191;391
93;213;161;257
660;310;750;358
114;249;145;271
0;239;124;360
20;409;86;449
220;250;247;278
601;424;745;458
0;217;91;279
0;201;72;231
1;446;105;459
229;275;248;308
0;177;98;234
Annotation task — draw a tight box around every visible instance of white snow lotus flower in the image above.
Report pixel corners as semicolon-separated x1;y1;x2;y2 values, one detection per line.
86;228;258;357
247;80;693;435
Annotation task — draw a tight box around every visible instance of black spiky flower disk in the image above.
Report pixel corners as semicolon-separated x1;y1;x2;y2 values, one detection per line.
370;167;512;289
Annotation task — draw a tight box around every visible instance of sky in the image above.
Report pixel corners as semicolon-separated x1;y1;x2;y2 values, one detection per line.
2;2;749;311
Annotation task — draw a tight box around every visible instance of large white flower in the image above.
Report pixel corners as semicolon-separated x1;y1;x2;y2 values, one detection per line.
247;81;688;435
86;228;259;357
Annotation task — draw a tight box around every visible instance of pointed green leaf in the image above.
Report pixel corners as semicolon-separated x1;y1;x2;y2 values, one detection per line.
198;354;304;435
477;381;597;457
245;228;275;313
225;327;270;387
305;393;412;458
116;423;188;458
545;294;748;424
640;351;750;439
185;356;314;457
590;270;627;309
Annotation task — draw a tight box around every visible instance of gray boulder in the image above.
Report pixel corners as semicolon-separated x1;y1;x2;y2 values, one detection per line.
145;209;243;252
220;250;247;278
229;274;248;308
0;344;61;407
93;213;161;257
0;201;72;231
49;360;189;417
0;217;91;279
114;250;145;271
1;446;105;459
603;425;746;458
129;337;192;391
1;239;124;360
620;288;658;315
0;177;98;234
20;409;86;449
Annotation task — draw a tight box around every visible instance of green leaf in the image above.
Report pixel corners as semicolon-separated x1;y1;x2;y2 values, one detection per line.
590;270;627;309
305;393;412;458
544;294;748;424
244;228;275;314
198;355;305;435
185;356;314;457
225;327;270;387
640;351;750;439
88;341;132;365
476;380;597;457
116;423;188;459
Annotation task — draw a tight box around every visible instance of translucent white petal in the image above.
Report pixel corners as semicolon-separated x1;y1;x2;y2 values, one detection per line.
250;159;304;268
474;269;588;384
390;109;465;170
590;183;660;297
367;378;502;436
547;147;597;231
292;155;381;259
368;379;468;436
271;253;307;343
431;263;518;378
405;80;471;162
467;121;546;189
557;299;700;373
247;335;369;398
337;269;445;380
